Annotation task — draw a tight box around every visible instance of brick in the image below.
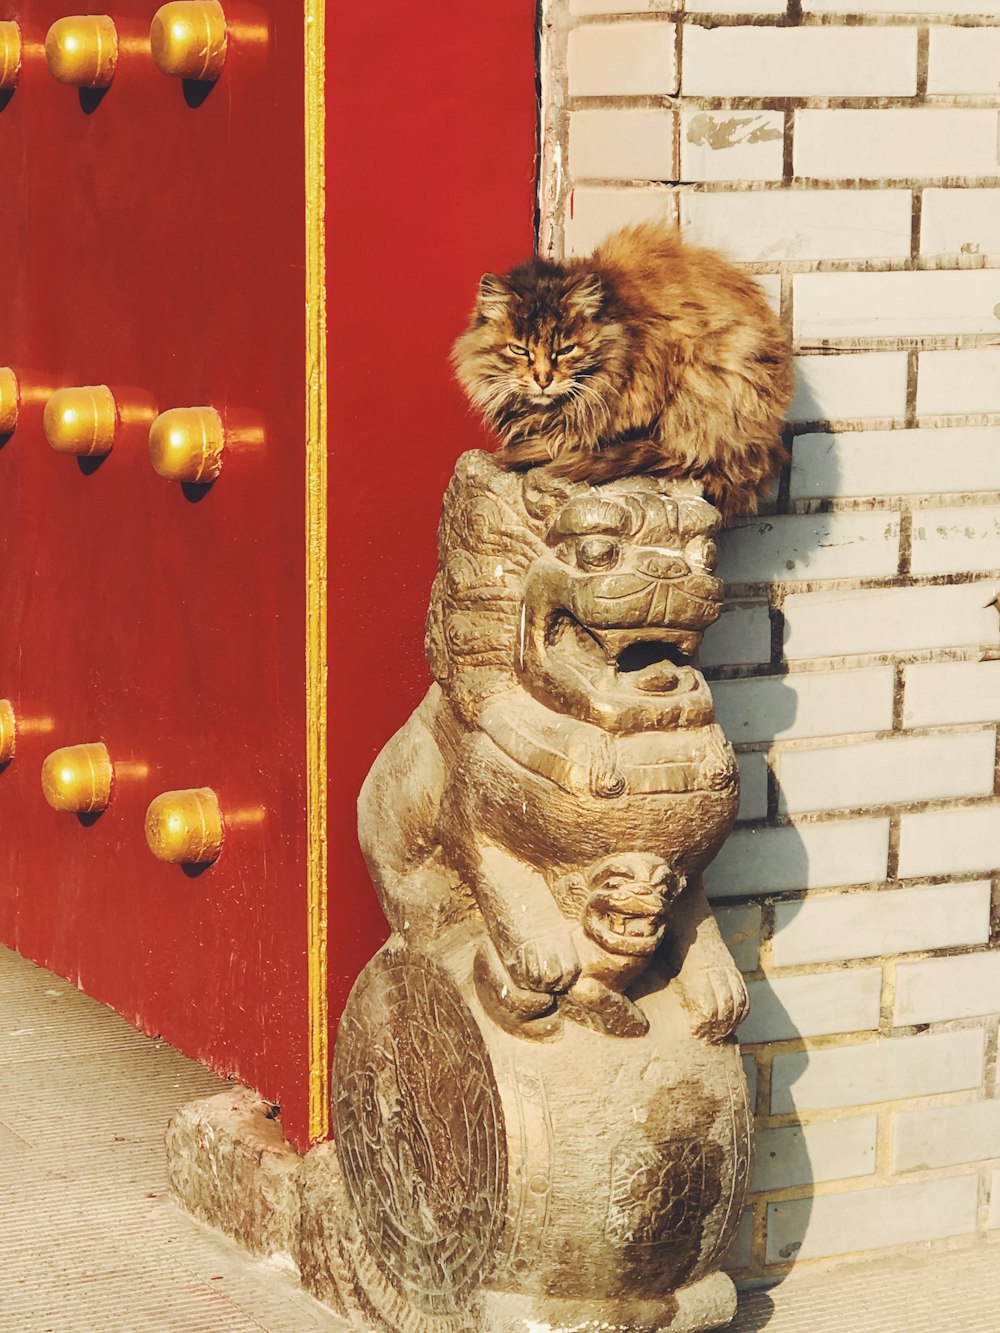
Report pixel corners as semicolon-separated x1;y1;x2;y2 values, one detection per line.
911;506;1000;577
895;951;1000;1026
718;513;900;586
766;1175;979;1263
681;110;784;184
928;28;1000;95
699;599;771;668
569;109;675;181
795;110;1000;181
904;661;1000;728
898;804;1000;879
894;1100;1000;1173
711;669;893;745
739;969;882;1045
794;271;1000;341
771;1028;986;1114
722;1208;754;1274
565;186;676;257
705;818;890;900
790;354;908;423
752;1116;877;1193
773;881;992;967
569;0;674;11
921;189;1000;258
568;22;677;97
791;427;1000;500
992;1170;1000;1230
682;26;916;98
917;349;1000;417
777;731;997;816
680;189;911;264
782;583;1000;660
806;0;1000;10
716;903;762;973
737;753;768;822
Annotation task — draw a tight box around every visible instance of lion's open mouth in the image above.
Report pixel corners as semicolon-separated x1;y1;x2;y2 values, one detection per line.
546;615;700;697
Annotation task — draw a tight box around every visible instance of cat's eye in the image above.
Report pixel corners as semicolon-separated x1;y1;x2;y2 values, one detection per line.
577;537;619;570
507;344;530;358
554;345;577;359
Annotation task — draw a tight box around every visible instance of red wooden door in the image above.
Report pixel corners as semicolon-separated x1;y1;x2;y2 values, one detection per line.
0;0;537;1151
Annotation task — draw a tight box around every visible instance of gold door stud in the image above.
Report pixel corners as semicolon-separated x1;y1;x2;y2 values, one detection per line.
0;22;22;90
45;15;118;87
43;386;117;457
148;407;225;483
145;787;224;864
150;1;227;81
41;742;113;813
0;701;16;763
0;369;18;434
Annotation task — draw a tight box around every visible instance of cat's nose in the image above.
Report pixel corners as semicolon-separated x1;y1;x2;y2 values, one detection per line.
534;369;553;388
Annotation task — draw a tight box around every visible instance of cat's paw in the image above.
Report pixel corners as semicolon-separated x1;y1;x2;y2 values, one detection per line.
507;932;581;995
677;965;749;1043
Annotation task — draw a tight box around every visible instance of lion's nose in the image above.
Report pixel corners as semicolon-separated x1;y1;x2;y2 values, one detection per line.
638;553;687;579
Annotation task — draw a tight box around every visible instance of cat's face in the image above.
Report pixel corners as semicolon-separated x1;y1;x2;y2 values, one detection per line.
452;267;619;424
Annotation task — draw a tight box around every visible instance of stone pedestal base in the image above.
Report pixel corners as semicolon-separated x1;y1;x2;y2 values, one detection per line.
166;1088;738;1333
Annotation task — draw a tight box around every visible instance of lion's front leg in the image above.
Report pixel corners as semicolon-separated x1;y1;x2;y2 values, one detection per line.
667;874;749;1043
473;842;580;995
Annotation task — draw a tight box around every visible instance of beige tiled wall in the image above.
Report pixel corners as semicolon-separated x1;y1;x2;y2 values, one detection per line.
540;0;1000;1282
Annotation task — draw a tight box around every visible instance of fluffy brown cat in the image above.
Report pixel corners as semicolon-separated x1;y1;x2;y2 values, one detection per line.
451;222;793;522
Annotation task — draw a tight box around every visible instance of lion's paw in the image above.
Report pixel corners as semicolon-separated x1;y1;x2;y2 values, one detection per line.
677;965;749;1044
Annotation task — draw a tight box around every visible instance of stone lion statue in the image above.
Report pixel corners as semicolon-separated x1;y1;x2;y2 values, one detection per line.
359;450;749;1046
331;451;753;1333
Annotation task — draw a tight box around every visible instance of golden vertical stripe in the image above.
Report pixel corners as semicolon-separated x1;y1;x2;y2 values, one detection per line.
304;0;329;1143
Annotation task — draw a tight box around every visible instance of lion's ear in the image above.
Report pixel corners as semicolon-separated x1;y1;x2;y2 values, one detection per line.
477;273;514;320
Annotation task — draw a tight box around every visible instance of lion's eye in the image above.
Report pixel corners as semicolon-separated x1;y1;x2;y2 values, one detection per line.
577;537;619;570
507;344;530;358
555;345;577;359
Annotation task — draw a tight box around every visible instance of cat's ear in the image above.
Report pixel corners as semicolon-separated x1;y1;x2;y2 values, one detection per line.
565;272;603;318
477;273;514;320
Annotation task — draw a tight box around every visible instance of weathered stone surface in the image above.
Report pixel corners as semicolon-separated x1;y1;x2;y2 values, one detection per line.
165;1086;301;1261
331;453;750;1332
167;454;750;1332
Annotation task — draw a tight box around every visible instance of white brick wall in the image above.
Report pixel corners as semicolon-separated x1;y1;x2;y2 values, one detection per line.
705;818;890;898
791;427;1000;500
772;881;992;966
894;1101;1000;1173
921;189;1000;257
766;1175;979;1262
682;27;917;98
927;28;1000;96
681;110;784;182
740;969;882;1044
771;1029;986;1113
568;22;677;97
904;662;1000;728
752;1117;877;1192
542;0;1000;1284
794;110;1000;180
895;952;1000;1026
681;190;912;263
776;732;996;815
898;804;1000;878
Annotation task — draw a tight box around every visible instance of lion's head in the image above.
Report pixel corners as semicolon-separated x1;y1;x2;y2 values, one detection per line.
426;452;723;732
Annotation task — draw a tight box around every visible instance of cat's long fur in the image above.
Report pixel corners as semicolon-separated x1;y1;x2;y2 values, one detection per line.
451;223;794;522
